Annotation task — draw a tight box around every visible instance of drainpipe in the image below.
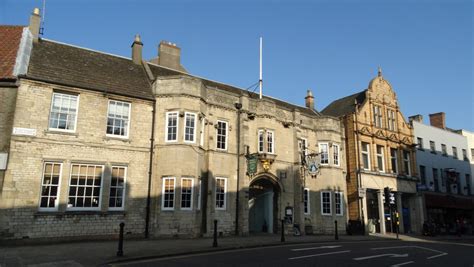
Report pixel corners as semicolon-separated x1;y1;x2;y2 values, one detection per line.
354;100;365;234
145;100;156;238
234;102;243;235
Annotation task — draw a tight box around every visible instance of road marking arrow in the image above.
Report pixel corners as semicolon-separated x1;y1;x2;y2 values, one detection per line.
291;245;341;251
289;250;351;260
354;253;409;261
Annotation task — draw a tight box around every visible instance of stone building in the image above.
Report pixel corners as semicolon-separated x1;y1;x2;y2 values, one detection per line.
410;113;473;234
322;69;421;234
0;8;347;240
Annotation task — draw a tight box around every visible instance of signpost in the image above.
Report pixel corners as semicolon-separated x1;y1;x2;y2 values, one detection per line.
246;153;258;176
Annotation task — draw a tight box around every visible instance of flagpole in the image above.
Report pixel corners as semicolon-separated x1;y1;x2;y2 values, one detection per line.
259;37;263;99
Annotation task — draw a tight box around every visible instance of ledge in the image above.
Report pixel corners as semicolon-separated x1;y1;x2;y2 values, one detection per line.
44;130;79;137
34;211;126;217
104;135;131;143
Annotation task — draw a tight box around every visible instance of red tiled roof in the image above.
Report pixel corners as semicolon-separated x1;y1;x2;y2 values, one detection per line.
0;25;24;79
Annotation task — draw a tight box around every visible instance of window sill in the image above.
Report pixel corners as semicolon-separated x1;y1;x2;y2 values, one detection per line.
44;130;79;137
104;135;131;143
34;210;126;217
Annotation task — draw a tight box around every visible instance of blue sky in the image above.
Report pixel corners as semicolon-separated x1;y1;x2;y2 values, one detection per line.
2;0;473;130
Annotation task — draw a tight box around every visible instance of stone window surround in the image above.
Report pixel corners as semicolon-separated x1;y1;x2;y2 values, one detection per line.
161;177;176;211
106;99;131;139
37;160;129;214
108;166;127;211
183;112;197;143
376;145;385;173
67;163;104;211
38;161;63;212
335;191;343;216
361;142;371;170
333;144;340;167
303;188;310;215
48;91;79;133
320;191;331;216
165;111;179;142
258;129;275;154
180;177;194;210
318;142;329;165
215;177;227;210
216;120;228;151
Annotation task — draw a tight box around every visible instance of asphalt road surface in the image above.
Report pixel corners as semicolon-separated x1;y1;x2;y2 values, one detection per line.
114;239;474;267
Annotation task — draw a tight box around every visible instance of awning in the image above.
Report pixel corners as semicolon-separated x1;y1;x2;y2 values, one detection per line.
424;193;474;210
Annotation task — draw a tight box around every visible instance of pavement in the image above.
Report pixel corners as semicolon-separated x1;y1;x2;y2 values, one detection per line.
0;233;473;267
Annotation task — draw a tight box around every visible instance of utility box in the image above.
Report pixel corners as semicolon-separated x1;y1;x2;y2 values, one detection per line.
0;153;8;170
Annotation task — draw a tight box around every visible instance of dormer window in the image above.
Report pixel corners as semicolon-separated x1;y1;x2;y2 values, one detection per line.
373;105;383;128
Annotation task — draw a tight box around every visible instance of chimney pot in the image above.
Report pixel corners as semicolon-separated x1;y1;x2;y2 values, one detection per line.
305;89;315;110
409;114;423;124
131;34;143;65
429;112;446;129
29;7;41;43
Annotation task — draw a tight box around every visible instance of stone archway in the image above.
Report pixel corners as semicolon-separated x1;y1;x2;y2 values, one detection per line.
248;175;281;234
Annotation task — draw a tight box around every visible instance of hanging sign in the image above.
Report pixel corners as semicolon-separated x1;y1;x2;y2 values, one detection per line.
306;153;320;177
246;153;258;176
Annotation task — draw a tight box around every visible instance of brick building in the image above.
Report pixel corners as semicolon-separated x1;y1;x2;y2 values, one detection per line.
322;69;421;234
0;8;348;240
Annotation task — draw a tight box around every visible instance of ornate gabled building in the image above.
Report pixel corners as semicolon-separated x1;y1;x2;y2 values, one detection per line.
322;69;421;234
0;8;348;240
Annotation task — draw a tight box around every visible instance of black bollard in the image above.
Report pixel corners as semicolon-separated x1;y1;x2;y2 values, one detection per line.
281;219;285;242
334;220;339;240
213;220;218;247
117;222;125;256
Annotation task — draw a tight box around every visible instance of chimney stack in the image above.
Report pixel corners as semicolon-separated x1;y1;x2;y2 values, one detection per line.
409;114;423;124
305;89;315;110
429;112;446;129
158;41;181;71
29;7;41;43
131;34;143;65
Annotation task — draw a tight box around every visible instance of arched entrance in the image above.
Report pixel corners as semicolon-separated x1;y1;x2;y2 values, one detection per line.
248;176;280;234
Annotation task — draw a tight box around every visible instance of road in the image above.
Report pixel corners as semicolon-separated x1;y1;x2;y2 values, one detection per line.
113;239;474;267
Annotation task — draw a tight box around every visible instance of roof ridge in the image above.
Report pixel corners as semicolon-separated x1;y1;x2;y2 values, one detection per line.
42;38;132;61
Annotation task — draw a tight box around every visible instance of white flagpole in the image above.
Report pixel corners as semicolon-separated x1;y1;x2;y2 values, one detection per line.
259;37;263;99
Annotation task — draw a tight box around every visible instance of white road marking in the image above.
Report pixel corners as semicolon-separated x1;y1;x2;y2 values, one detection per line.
391;261;415;267
371;245;448;259
291;245;341;251
354;253;408;261
288;250;351;260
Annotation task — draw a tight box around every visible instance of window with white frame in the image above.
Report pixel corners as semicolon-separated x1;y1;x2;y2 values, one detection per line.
109;166;126;210
258;130;275;154
39;162;62;210
304;188;310;215
390;148;398;174
199;119;205;147
165;112;178;142
376;145;385;172
335;192;343;216
319;143;329;165
430;141;436;153
184;113;196;143
417;138;423;150
180;178;194;210
333;144;340;166
321;191;331;215
197;179;202;210
68;164;103;210
361;142;371;170
107;100;131;137
49;92;79;131
267;131;274;154
162;177;175;210
373;105;383;128
215;177;227;210
216;121;228;150
403;150;411;176
387;109;396;131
